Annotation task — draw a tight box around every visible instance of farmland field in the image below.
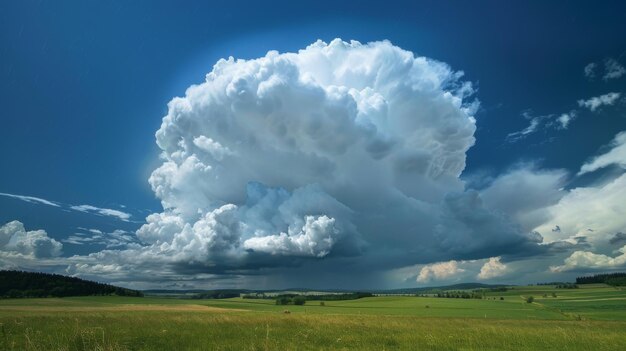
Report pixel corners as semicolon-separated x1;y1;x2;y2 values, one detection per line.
1;284;625;350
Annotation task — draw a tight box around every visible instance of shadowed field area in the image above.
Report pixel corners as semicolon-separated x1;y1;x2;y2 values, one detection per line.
0;284;625;350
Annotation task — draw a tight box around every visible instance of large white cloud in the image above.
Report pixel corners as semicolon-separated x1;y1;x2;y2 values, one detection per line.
53;39;567;287
0;220;62;258
129;38;497;270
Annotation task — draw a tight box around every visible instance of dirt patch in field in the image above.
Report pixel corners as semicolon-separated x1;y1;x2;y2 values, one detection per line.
0;304;246;313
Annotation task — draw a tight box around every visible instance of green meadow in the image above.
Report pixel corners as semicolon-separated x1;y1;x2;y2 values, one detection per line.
1;284;625;350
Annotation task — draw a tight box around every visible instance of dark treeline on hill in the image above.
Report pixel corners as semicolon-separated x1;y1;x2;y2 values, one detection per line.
190;290;242;299
244;292;374;301
377;283;506;295
0;270;143;298
576;272;626;286
434;291;483;299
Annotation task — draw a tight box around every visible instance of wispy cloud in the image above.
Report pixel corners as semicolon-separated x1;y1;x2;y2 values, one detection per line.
0;191;131;221
603;58;626;81
578;92;621;112
70;205;131;221
506;110;576;143
0;192;60;207
578;130;626;175
505;112;544;142
584;62;597;79
62;228;140;248
583;58;625;81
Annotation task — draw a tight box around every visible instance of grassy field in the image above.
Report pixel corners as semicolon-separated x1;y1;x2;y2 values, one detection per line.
0;284;625;350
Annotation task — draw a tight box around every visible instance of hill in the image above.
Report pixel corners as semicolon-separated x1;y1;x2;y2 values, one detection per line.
0;270;143;298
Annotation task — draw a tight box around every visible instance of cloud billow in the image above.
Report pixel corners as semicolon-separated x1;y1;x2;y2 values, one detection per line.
0;221;62;259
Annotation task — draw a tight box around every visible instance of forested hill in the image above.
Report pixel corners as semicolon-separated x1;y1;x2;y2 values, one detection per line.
0;270;143;298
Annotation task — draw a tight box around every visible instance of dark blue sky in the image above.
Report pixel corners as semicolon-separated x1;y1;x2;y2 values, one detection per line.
1;1;625;288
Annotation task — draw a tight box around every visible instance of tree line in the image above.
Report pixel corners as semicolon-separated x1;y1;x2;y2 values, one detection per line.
576;272;626;286
434;290;483;299
190;290;241;299
242;292;374;303
0;270;143;298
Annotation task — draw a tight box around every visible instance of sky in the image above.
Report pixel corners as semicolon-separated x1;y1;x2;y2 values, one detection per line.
1;0;626;290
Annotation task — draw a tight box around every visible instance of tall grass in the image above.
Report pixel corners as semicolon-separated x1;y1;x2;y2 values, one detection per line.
1;311;625;351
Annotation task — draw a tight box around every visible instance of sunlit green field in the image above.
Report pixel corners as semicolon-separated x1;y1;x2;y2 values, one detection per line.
1;284;625;350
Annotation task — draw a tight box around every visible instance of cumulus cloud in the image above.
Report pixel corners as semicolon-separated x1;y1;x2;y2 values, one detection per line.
477;257;507;279
28;39;567;288
0;220;62;258
115;37;527;276
577;92;621;112
416;260;465;282
603;58;626;81
578;131;626;175
551;245;626;272
70;205;132;221
243;215;338;257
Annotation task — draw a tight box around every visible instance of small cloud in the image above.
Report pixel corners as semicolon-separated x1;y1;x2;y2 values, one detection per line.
603;58;626;81
584;62;597;79
69;205;132;221
0;192;60;207
477;257;507;279
505;112;544;142
0;220;62;258
578;92;621;112
416;260;465;282
506;110;576;142
556;112;575;129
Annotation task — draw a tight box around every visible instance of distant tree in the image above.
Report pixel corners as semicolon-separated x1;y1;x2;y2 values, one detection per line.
500;297;504;300
526;296;534;303
293;296;306;305
275;297;291;305
552;292;557;298
319;301;325;306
